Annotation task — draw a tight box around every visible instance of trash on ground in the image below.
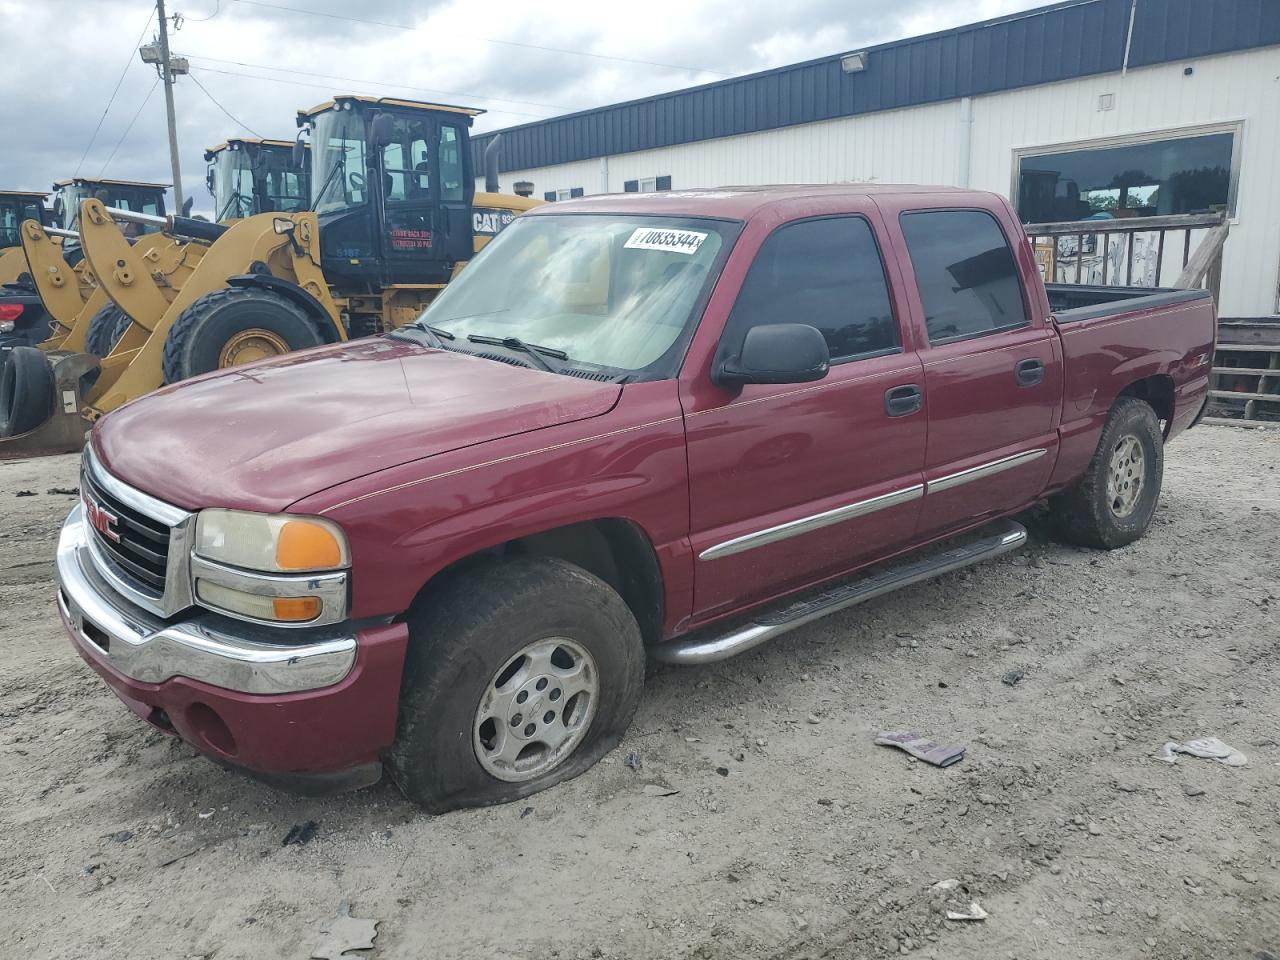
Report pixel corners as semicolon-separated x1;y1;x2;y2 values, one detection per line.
642;783;679;797
283;820;319;846
623;751;642;771
104;830;133;843
14;490;35;497
931;878;961;892
1155;737;1247;767
875;730;966;767
946;901;989;922
46;486;79;496
310;900;380;960
1002;669;1025;687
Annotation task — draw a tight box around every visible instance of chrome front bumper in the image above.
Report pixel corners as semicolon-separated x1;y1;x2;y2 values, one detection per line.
57;505;358;695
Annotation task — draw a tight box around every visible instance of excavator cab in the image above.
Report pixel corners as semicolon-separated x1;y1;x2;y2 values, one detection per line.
298;96;480;287
205;139;311;221
0;191;48;249
51;178;170;255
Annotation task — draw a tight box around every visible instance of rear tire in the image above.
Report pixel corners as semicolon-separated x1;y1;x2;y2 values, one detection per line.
84;303;131;357
388;556;645;813
0;345;54;437
161;286;324;384
1050;397;1163;549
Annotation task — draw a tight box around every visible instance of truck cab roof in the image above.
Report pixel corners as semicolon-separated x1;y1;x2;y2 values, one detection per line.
528;183;980;221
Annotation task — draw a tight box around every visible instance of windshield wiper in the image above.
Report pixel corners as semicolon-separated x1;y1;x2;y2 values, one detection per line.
387;324;455;349
466;334;567;372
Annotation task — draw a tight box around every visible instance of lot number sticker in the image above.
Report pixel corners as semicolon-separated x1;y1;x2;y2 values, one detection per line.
624;227;707;255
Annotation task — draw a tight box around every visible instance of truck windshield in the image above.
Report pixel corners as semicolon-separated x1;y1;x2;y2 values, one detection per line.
311;109;367;214
417;214;735;375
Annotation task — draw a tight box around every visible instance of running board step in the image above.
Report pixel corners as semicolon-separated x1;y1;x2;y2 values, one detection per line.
652;519;1028;666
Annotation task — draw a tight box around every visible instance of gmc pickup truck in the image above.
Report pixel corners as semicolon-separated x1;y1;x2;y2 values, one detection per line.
55;185;1215;811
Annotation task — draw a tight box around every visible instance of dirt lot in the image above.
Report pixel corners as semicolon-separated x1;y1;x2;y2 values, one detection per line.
1;424;1278;960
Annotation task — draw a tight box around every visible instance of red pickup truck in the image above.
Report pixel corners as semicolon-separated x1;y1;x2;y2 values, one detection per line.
56;185;1214;811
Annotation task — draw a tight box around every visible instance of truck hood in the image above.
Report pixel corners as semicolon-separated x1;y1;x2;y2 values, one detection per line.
93;337;621;513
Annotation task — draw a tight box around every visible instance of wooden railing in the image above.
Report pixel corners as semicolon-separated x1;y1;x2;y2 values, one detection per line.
1023;213;1230;302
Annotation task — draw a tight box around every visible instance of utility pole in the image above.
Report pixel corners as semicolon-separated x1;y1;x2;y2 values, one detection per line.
155;0;183;210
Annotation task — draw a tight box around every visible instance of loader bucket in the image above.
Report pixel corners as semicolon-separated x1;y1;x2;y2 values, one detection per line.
0;350;97;459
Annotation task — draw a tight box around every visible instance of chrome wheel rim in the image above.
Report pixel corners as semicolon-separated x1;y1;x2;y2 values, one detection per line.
473;637;598;783
1106;434;1145;518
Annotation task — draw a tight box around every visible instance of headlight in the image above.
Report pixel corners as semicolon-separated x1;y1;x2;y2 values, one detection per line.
192;510;350;626
194;509;349;572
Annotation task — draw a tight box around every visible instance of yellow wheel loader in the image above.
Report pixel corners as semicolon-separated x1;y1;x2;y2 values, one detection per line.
9;178;172;355
0;96;539;457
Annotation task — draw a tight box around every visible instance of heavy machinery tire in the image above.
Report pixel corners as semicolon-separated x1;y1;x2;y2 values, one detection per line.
84;303;132;357
1050;397;1164;550
0;345;55;437
161;286;324;384
388;556;645;813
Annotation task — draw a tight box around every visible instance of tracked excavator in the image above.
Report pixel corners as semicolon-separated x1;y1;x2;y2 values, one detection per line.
0;95;539;456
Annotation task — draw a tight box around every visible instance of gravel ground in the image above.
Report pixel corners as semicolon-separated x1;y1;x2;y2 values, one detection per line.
1;424;1278;960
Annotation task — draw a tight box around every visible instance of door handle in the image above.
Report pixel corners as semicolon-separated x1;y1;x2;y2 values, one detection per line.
885;384;923;417
1016;358;1045;386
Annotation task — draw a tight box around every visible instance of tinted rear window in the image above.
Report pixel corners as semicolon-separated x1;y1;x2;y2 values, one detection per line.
900;210;1028;344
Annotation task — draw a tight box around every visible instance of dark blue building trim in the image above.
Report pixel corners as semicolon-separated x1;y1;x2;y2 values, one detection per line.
474;0;1280;173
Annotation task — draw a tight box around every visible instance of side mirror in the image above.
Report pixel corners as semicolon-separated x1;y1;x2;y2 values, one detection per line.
715;323;830;386
292;135;306;170
182;196;194;218
369;112;395;149
205;166;216;196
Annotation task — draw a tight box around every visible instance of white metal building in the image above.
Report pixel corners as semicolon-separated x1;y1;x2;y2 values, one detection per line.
473;0;1280;320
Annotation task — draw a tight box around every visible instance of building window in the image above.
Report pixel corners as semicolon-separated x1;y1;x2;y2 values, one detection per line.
543;187;585;202
1015;127;1237;224
624;176;672;193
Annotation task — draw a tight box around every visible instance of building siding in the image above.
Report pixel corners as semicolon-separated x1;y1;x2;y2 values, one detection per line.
472;0;1280;174
485;46;1280;317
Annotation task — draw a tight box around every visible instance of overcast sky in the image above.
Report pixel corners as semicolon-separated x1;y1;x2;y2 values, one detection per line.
3;0;1048;215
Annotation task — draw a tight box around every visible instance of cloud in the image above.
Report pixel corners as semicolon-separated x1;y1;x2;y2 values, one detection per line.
0;0;1047;215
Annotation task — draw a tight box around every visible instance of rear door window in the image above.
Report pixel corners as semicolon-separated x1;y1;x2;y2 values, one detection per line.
899;210;1028;344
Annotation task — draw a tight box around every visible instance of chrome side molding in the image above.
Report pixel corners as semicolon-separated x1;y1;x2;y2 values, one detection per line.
699;484;924;561
928;448;1047;494
654;519;1027;666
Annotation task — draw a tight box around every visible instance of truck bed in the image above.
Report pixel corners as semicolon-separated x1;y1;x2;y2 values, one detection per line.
1046;283;1211;322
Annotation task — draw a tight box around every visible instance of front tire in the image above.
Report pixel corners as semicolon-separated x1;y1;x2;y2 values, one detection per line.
161;286;324;384
84;303;131;357
1051;396;1164;549
388;557;645;813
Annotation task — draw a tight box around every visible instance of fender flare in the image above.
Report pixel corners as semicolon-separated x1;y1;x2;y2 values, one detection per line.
224;273;343;343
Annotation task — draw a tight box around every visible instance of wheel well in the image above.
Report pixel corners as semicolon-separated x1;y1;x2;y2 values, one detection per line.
1119;375;1174;433
224;273;342;343
408;519;665;645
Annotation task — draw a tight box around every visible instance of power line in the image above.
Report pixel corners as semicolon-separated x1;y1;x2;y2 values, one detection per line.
189;65;554;120
187;72;265;137
100;78;161;175
230;0;731;76
180;52;574;112
75;6;157;175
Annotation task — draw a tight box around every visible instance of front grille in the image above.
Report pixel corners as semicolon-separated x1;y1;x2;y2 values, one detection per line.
82;467;171;596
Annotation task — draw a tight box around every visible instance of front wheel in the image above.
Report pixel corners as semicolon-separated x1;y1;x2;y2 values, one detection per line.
388;557;645;813
161;286;324;384
1050;396;1164;549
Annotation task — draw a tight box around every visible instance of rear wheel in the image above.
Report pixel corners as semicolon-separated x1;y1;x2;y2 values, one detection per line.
0;345;54;437
1050;397;1164;549
388;557;645;813
84;303;132;357
161;286;324;384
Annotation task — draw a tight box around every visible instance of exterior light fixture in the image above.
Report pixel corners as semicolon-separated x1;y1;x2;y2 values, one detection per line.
841;51;868;74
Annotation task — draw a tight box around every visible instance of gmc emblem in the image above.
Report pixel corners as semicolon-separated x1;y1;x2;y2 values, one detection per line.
84;496;121;543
